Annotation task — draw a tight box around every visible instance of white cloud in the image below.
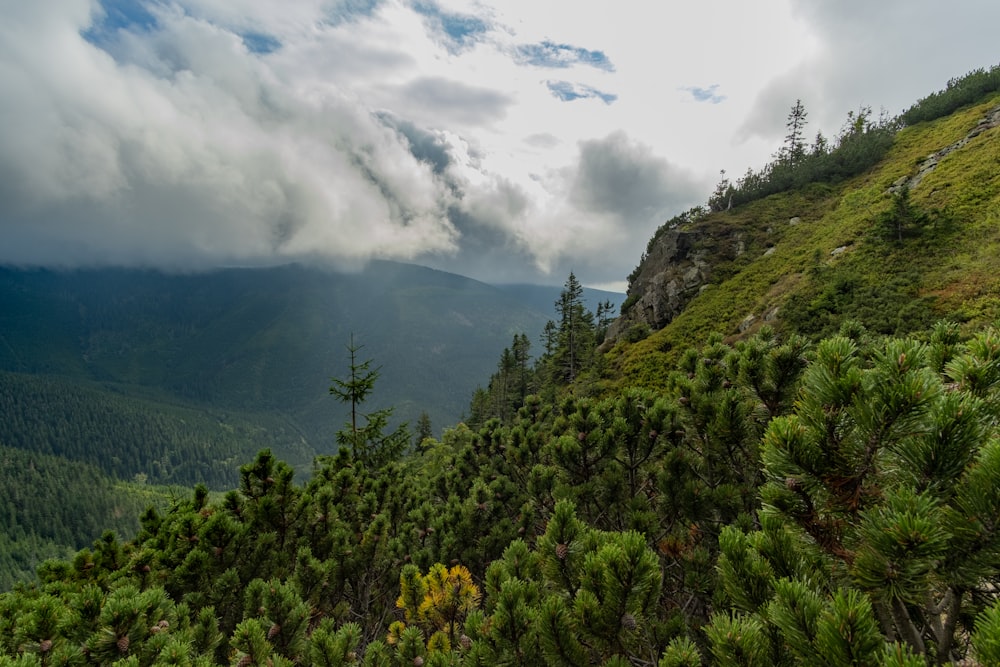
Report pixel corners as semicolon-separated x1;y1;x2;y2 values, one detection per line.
1;0;998;287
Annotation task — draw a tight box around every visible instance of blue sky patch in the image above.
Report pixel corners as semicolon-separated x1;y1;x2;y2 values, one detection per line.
547;81;617;104
518;41;614;72
323;0;383;26
412;1;491;51
241;32;281;55
82;0;159;48
683;84;726;104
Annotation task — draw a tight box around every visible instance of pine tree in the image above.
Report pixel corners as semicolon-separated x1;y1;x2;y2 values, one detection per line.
415;412;433;450
329;334;409;468
878;185;929;243
553;272;596;384
783;99;808;164
701;328;1000;664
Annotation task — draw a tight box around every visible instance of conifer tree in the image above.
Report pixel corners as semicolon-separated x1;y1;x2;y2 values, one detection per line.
329;335;409;468
552;272;596;384
783;99;808;164
700;327;1000;665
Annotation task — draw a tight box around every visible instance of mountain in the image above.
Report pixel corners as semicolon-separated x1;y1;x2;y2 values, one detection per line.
0;261;554;484
606;91;1000;387
4;68;1000;663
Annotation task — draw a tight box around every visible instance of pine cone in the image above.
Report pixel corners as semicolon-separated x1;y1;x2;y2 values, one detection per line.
459;634;473;650
116;635;130;655
620;613;637;631
236;654;254;667
555;543;569;560
413;657;425;667
267;623;281;640
39;639;52;653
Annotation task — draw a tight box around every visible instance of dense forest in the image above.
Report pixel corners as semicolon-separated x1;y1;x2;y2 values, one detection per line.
0;372;315;488
2;66;1000;665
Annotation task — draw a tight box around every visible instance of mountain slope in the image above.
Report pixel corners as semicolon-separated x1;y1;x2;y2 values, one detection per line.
607;93;1000;388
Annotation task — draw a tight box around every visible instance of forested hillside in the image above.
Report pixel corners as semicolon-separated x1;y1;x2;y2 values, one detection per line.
0;262;564;592
0;262;555;441
0;446;184;590
2;66;1000;666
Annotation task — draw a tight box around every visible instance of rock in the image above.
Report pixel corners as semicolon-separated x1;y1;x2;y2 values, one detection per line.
763;247;776;257
739;314;756;333
606;228;710;342
892;103;1000;192
830;246;848;256
788;217;801;225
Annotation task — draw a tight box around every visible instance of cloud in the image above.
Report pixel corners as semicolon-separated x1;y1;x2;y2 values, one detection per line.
0;0;460;269
516;40;614;71
738;0;1000;145
377;113;453;175
570;132;701;223
546;81;617;104
683;84;726;104
394;77;514;126
6;0;997;292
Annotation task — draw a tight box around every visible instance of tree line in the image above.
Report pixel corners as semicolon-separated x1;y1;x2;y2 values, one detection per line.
468;272;615;427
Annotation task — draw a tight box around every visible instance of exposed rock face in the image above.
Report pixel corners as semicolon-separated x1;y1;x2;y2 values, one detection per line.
606;228;710;342
892;103;1000;192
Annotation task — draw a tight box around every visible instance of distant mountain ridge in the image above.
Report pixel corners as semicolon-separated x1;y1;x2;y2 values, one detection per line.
0;261;582;483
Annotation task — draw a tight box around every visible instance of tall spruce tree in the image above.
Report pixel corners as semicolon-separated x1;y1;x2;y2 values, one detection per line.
329;334;409;468
553;272;596;384
783;99;809;164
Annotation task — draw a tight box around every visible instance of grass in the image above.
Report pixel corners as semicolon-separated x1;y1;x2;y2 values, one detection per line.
608;95;1000;390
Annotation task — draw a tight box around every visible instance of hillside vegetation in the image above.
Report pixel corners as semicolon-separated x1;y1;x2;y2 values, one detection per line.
2;66;1000;666
610;89;1000;389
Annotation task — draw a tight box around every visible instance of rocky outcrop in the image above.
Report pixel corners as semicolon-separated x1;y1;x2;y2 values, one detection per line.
606;228;712;342
891;103;1000;192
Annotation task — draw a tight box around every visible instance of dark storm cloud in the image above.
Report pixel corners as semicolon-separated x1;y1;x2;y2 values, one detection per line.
570;131;700;223
410;169;565;285
376;113;453;175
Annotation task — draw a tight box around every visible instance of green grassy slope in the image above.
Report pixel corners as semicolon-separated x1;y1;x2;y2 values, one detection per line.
609;94;1000;389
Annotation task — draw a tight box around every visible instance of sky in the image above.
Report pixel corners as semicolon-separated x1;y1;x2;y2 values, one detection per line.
2;0;998;291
